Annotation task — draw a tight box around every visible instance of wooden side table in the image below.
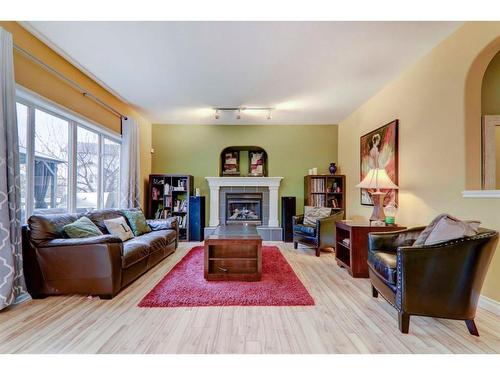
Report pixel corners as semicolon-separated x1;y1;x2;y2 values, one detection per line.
335;221;406;278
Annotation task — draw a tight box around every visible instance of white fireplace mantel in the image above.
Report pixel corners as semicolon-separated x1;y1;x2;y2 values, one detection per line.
205;176;283;227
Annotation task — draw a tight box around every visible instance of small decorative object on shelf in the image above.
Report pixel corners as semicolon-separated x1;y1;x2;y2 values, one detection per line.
222;151;240;175
249;151;265;176
384;202;398;225
329;162;337;175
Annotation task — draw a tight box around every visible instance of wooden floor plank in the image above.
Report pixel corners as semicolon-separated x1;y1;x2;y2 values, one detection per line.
0;241;499;354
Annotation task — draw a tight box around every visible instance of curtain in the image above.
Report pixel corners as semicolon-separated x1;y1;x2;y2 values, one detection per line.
0;27;30;310
120;116;141;208
34;161;52;208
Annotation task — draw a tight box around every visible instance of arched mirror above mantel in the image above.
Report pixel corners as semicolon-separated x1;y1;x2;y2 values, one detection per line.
220;146;268;177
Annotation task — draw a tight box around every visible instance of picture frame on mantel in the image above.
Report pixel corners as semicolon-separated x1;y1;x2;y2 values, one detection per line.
360;119;399;206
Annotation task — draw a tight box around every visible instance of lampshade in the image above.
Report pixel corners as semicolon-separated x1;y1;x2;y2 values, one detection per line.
356;168;399;190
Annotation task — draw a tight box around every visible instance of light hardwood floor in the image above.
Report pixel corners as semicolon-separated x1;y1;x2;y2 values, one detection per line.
1;242;499;354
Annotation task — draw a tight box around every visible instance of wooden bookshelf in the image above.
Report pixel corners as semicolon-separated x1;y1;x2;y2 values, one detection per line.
147;174;194;242
304;175;346;219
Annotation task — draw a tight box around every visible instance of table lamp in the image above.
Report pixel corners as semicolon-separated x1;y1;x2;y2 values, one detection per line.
356;168;399;222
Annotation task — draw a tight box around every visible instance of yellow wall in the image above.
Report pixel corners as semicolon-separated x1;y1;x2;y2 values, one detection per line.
482;51;500;115
0;21;152;208
152;124;338;223
339;22;500;302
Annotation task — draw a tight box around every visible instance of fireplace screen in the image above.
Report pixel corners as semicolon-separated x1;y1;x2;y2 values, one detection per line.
226;193;262;224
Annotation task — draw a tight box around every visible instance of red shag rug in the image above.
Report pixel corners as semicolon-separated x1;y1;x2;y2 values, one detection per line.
138;246;315;307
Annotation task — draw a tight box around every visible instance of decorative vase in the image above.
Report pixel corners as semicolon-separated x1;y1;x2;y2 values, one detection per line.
329;163;337;175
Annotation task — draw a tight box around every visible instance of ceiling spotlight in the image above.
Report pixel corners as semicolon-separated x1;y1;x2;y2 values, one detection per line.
267;109;272;120
236;108;241;120
214;109;220;120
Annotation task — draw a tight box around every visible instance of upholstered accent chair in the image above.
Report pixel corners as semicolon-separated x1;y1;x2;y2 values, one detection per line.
293;210;344;257
367;227;498;336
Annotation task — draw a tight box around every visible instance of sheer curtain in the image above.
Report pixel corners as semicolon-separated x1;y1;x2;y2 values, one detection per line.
120;116;141;208
0;27;30;310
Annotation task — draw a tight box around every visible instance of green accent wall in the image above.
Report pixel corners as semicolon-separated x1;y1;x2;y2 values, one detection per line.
151;124;338;224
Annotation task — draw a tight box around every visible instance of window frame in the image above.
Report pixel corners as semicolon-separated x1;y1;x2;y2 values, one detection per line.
16;86;121;220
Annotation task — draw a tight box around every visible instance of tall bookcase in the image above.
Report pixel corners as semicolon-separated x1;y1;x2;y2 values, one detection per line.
304;175;346;218
147;174;194;242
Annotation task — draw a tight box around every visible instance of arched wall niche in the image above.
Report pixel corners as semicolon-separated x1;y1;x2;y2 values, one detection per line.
219;146;268;177
464;35;500;190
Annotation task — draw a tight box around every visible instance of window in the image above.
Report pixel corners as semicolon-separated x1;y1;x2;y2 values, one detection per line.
34;109;69;214
16;89;121;221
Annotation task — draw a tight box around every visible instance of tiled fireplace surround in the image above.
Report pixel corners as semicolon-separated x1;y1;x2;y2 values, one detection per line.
204;177;283;241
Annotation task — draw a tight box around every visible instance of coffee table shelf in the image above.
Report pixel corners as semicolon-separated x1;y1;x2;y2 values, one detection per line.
204;225;262;281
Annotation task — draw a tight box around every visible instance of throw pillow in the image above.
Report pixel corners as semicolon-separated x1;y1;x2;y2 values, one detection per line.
104;217;134;241
414;214;480;246
122;209;152;236
303;206;332;226
63;216;103;238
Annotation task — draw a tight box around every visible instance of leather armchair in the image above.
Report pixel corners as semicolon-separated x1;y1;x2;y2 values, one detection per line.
368;227;498;336
293;210;344;257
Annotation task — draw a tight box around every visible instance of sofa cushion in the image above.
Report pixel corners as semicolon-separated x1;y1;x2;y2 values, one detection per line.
122;239;151;268
104;217;134;242
122;209;151;236
28;213;81;246
85;209;125;234
293;224;316;237
368;251;397;285
303;206;332;225
135;230;176;252
63;216;103;238
414;214;480;246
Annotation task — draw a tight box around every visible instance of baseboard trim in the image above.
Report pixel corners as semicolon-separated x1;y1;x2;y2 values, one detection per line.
479;295;500;316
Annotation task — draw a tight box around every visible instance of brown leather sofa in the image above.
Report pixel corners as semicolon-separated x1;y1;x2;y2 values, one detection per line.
367;227;498;336
292;210;344;256
22;209;178;299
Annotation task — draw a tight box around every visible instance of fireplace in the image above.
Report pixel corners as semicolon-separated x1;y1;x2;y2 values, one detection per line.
226;193;262;224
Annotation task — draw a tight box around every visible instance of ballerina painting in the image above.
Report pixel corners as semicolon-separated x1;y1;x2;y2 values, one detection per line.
360;120;399;206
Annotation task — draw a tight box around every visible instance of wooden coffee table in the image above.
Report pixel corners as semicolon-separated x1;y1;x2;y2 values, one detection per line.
204;224;262;281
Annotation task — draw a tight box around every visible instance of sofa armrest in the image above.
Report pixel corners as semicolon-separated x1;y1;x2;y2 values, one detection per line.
368;227;425;254
147;217;178;231
317;211;344;248
38;234;122;248
34;237;124;297
292;215;304;226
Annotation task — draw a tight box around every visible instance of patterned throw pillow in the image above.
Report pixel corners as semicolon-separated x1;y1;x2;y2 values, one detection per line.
122;210;152;236
63;216;103;238
303;206;332;226
104;217;134;241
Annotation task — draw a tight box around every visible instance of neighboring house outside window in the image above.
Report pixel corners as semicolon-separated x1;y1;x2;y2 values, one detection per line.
16;87;121;222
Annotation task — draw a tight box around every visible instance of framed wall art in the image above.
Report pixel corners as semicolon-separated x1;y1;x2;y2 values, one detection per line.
360;120;399;206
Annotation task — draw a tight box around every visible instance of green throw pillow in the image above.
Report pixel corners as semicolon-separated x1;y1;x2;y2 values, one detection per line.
63;216;103;238
122;210;151;236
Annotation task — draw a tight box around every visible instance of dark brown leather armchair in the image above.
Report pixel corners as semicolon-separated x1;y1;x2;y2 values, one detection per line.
368;227;498;336
293;210;344;256
23;209;178;299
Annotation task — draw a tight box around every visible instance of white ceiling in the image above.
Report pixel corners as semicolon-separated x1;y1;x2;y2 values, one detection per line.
24;21;461;125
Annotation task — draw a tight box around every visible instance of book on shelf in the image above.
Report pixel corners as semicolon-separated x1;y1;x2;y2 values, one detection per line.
328;197;339;208
311;178;325;193
310;194;326;207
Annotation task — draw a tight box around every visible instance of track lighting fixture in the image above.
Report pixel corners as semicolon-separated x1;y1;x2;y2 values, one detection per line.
213;106;274;121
